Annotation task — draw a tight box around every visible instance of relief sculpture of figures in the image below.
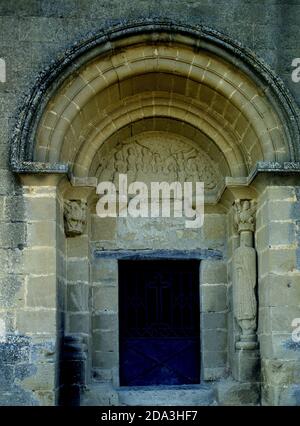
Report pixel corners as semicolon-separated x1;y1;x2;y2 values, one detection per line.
234;199;256;232
233;199;258;350
97;135;221;190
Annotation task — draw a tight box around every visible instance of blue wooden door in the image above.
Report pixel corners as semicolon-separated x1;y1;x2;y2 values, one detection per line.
119;260;200;386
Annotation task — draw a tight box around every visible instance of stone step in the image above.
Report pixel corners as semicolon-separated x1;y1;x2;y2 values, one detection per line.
117;384;217;406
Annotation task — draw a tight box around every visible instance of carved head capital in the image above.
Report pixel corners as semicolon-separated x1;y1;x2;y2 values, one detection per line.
234;199;257;233
64;199;87;237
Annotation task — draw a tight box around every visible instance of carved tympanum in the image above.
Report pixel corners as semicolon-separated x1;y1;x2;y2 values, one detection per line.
97;133;222;190
64;200;87;237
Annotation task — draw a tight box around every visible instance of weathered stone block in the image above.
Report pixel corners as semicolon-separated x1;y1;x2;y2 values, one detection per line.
270;306;300;333
92;312;118;331
260;248;297;276
0;170;22;196
91;368;112;382
202;329;227;351
255;225;268;252
81;383;119;406
202;214;226;243
267;201;293;221
278;384;300;406
92;350;118;369
217;380;260;405
92;286;118;312
33;390;55;406
27;221;56;246
292;201;300;220
0;274;25;308
26;275;56;309
67;313;90;334
67;259;89;283
24;195;57;221
16;310;56;334
29;336;57;364
258;306;271;335
0;222;26;249
0;363;14;388
0;311;16;334
266;186;295;202
202;350;227;368
202;367;227;381
259;334;273;359
258;274;300;307
201;284;227;312
271;334;300;360
262;359;294;388
67;283;89;312
201;312;227;330
66;234;89;258
0;197;5;221
3;196;25;222
23;248;56;275
93;330;118;352
0;335;30;364
232;349;260;382
267;222;296;246
92;259;118;284
91;215;117;241
200;260;227;284
21;362;56;391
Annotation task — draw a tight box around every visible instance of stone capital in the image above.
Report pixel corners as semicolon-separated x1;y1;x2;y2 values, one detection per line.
64;199;87;237
234;199;257;233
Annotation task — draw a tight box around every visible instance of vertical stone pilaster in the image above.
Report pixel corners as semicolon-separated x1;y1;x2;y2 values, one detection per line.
16;175;65;405
256;186;300;405
200;259;228;381
91;258;119;385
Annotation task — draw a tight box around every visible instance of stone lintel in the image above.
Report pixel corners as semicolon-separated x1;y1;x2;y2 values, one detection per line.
94;248;222;260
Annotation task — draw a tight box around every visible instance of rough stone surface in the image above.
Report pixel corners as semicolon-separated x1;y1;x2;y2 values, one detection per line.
217;380;261;406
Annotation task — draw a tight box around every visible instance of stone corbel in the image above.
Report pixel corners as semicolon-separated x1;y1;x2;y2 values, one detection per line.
232;199;258;350
64;199;87;237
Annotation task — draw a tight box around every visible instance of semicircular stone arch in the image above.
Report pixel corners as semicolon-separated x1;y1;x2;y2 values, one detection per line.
11;21;300;189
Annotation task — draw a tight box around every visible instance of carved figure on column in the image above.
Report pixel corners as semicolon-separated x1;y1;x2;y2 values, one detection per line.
234;199;256;232
64;199;87;237
233;199;258;350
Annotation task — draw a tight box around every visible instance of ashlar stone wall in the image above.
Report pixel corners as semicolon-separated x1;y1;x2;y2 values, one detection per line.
1;0;300;406
256;185;300;405
1;175;67;405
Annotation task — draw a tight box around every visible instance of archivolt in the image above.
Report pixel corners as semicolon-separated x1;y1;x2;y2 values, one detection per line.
10;20;300;179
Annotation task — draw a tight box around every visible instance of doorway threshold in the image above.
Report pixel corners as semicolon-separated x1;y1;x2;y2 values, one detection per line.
117;383;217;406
